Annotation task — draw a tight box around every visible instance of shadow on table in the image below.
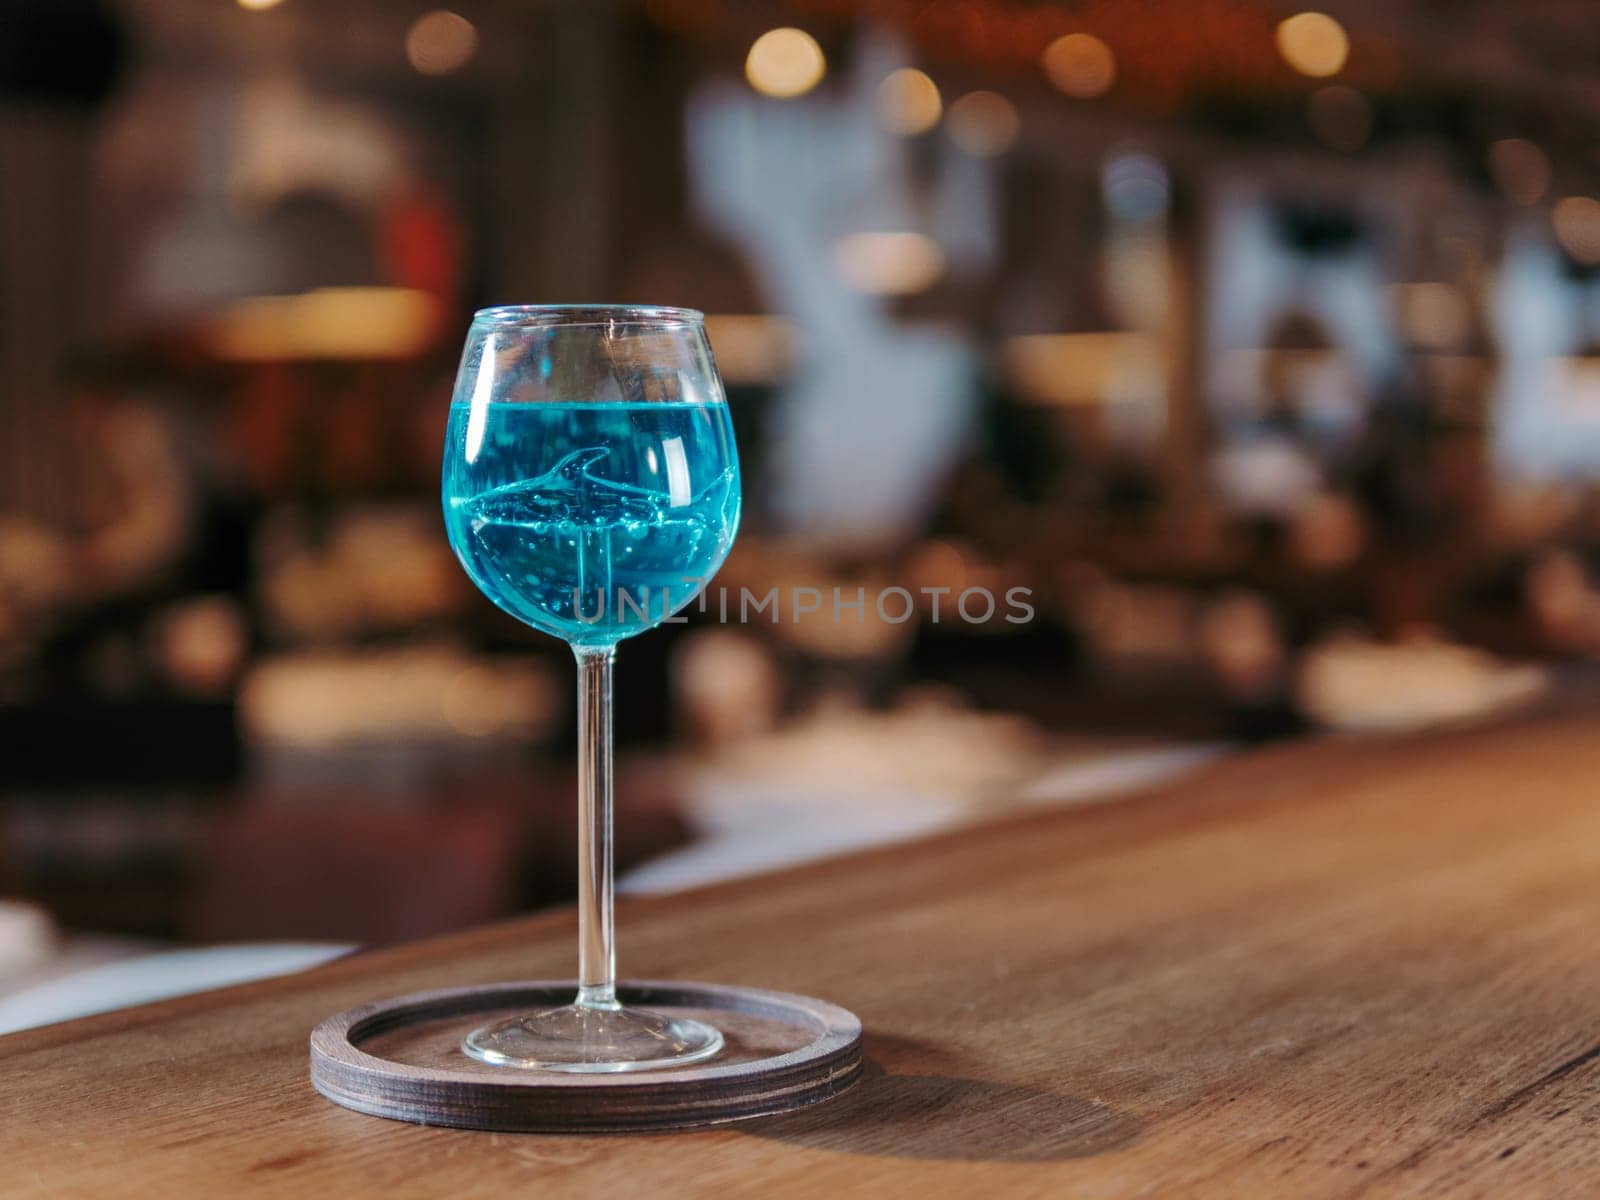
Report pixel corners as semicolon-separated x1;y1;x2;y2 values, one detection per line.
742;1035;1145;1162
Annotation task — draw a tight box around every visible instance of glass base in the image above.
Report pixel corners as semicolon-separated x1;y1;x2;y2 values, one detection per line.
461;1000;724;1073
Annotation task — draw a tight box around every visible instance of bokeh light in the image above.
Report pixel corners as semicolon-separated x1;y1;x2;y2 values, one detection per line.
745;28;826;100
1488;138;1551;207
1392;282;1469;350
1102;152;1169;222
213;288;440;361
1276;12;1350;78
1308;85;1371;152
406;10;478;76
877;69;943;136
946;91;1020;157
830;231;945;295
1553;197;1600;264
1042;33;1116;99
237;0;286;10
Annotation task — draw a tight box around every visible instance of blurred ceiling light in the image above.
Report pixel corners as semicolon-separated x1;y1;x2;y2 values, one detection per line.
1041;33;1115;99
877;68;942;135
1392;282;1469;351
1308;85;1371;152
1553;197;1600;265
213;287;440;361
1488;138;1551;207
745;27;826;99
406;10;478;77
830;231;945;295
1102;152;1169;222
1276;12;1349;78
947;91;1020;157
237;0;286;9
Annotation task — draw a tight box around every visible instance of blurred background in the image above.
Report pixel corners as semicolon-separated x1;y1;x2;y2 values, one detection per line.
4;0;1600;1023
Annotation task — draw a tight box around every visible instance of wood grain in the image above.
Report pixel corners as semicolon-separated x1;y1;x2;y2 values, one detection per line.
310;980;862;1130
8;713;1600;1195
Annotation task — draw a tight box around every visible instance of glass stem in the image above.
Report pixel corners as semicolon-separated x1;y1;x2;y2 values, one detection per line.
574;644;619;1011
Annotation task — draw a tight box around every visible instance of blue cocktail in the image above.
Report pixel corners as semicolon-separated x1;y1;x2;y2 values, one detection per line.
441;306;740;1072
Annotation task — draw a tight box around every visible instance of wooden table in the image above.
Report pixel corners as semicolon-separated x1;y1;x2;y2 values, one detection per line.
7;712;1600;1196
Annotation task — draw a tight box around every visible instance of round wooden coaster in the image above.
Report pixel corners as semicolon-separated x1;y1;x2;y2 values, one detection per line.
309;980;863;1132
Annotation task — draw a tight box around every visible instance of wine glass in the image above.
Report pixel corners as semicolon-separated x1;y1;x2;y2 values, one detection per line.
441;305;740;1071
